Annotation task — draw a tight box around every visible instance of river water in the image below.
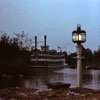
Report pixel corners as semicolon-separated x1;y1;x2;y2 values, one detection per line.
0;68;100;90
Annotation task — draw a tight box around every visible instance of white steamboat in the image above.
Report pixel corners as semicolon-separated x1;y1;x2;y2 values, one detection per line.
30;35;66;68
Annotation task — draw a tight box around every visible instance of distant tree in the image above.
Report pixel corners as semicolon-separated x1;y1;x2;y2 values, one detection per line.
93;45;100;65
14;31;33;50
66;46;93;68
66;52;77;68
82;47;93;67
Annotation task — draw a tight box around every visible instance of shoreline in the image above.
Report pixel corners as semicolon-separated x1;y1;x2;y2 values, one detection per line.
1;87;100;100
66;66;100;70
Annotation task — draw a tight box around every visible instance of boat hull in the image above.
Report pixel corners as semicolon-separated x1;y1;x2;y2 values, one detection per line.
30;65;64;68
47;82;70;89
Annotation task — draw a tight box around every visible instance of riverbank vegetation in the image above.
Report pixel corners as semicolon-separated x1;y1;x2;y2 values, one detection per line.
0;31;100;77
0;31;32;76
66;46;100;69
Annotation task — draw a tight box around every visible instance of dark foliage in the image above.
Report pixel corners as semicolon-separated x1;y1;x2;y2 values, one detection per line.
0;32;32;76
66;52;77;68
66;46;100;69
0;31;100;77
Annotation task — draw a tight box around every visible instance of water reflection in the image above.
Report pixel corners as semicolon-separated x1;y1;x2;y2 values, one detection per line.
54;68;77;88
83;70;100;89
82;70;93;85
0;77;24;89
1;68;100;90
24;68;56;89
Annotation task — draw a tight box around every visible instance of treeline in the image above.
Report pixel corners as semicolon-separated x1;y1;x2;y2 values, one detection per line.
66;46;100;69
0;32;33;76
0;31;100;77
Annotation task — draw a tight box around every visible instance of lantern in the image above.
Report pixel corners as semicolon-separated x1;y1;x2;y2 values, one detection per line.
72;24;86;45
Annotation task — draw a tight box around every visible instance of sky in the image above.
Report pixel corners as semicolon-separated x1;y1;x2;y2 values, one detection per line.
0;0;100;53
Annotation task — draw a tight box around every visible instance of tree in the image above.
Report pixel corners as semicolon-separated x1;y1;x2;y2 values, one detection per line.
0;32;32;76
82;47;93;67
14;31;33;50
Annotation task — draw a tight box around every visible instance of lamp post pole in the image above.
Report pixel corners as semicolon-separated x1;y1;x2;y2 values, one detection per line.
76;45;82;88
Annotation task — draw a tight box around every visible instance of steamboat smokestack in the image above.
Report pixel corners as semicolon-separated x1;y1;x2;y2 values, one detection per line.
44;35;46;52
35;36;37;50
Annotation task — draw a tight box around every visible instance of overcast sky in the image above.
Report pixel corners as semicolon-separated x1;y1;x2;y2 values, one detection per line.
0;0;100;52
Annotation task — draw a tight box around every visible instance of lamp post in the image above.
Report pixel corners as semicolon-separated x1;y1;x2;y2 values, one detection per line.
72;24;86;88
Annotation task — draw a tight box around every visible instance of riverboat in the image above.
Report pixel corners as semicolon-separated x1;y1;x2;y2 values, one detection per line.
30;35;66;68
